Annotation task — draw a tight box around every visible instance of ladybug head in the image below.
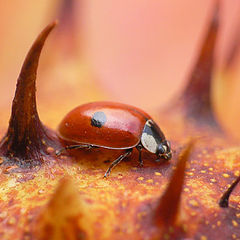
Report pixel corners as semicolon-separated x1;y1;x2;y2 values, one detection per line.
141;120;172;161
156;140;172;161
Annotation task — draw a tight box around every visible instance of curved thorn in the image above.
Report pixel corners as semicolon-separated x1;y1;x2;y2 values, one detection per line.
219;175;240;208
0;21;60;166
155;140;194;226
179;2;220;127
33;177;90;239
10;21;57;130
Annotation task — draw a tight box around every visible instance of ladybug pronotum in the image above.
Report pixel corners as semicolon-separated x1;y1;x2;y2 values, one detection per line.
57;102;172;177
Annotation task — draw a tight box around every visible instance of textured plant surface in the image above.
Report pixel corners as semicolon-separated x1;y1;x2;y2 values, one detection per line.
0;1;240;240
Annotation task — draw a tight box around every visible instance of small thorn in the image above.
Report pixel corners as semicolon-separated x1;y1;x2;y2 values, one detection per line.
155;140;194;226
33;177;90;239
219;176;240;208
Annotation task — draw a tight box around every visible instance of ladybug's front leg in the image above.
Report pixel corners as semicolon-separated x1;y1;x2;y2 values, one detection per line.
56;144;97;156
104;149;133;178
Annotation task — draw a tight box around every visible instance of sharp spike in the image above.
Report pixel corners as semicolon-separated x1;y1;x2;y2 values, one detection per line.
219;175;240;208
0;22;61;167
9;21;57;132
33;177;91;240
155;141;194;226
179;2;220;127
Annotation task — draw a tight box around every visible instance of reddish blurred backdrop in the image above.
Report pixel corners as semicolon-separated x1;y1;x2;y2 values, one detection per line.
0;0;239;136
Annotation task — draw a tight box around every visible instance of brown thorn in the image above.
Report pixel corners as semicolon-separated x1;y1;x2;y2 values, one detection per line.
219;175;240;208
0;21;61;167
10;21;57;129
33;177;90;239
155;140;194;226
178;2;220;128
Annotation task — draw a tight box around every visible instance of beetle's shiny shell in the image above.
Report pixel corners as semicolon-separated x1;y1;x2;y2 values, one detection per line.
58;102;151;149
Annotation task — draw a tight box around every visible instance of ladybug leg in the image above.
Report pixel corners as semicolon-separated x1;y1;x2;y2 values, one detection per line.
104;149;133;178
136;144;143;167
56;144;97;156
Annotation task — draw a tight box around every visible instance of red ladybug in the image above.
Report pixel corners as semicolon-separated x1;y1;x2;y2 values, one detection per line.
57;102;172;177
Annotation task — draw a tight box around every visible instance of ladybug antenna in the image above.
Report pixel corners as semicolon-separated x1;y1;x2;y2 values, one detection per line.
219;175;240;208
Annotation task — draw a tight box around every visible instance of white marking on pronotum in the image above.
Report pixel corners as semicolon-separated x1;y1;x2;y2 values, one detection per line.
146;119;154;127
141;132;158;153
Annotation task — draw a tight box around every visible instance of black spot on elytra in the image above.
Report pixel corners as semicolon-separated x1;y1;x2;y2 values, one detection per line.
91;111;107;128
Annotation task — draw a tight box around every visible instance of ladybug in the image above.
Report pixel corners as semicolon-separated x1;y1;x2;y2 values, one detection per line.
56;102;172;177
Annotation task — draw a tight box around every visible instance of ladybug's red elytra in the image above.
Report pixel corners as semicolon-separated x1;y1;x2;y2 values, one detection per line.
56;102;172;177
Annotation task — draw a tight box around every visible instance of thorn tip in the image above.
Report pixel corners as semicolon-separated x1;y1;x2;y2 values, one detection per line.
155;140;194;226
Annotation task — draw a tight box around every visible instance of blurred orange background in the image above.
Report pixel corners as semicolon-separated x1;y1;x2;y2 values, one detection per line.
0;0;239;136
